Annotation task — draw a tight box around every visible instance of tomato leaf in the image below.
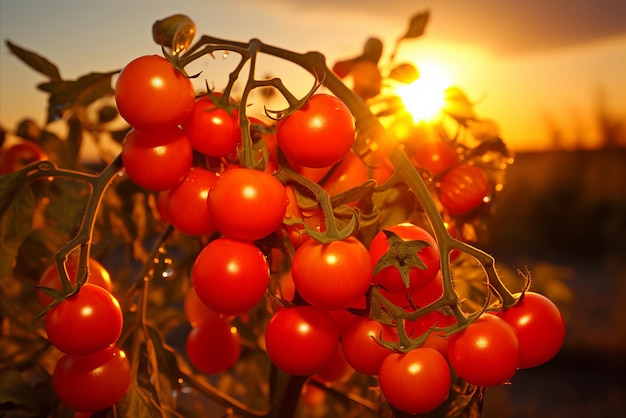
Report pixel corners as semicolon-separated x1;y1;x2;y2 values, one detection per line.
117;381;169;418
5;40;62;80
373;230;431;289
0;183;34;281
388;63;419;84
398;11;430;41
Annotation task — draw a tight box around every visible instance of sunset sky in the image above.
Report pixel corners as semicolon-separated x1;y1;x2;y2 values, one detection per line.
1;0;625;151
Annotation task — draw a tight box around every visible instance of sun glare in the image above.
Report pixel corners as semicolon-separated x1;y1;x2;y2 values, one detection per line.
394;60;452;122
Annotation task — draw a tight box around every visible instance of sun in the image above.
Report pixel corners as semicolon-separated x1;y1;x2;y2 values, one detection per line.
394;60;452;122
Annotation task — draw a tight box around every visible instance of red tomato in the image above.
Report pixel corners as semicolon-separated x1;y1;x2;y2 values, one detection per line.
186;316;241;374
37;257;112;306
167;167;218;235
369;223;441;293
379;347;451;414
438;164;489;215
379;271;444;310
341;316;396;376
115;55;195;130
53;346;131;412
448;313;519;386
182;95;241;157
405;311;457;359
45;284;123;356
192;238;269;316
497;292;565;369
0;141;47;174
291;237;372;310
183;287;227;327
277;94;355;168
314;345;354;383
412;140;458;177
207;168;288;241
121;127;192;192
321;151;369;205
265;306;340;376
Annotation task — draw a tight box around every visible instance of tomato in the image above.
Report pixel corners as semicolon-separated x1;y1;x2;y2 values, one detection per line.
193;237;269;316
53;346;131;412
405;311;457;359
277;94;355;168
497;292;565;369
321;151;369;206
291;237;372;310
341;316;396;376
207;168;288;241
37;257;112;306
265;305;340;376
167;167;218;235
0;141;47;174
438;164;489;215
314;344;354;383
45;284;123;356
182;95;241;157
412;140;458;177
121;127;192;192
186;316;241;374
183;287;226;327
379;271;444;311
115;55;195;130
447;313;519;386
379;347;451;414
369;223;441;293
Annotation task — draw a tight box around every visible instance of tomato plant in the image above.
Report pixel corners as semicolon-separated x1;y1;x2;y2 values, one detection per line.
438;164;490;215
498;291;566;368
186;315;241;374
341;316;396;376
379;347;451;414
412;140;458;177
265;305;340;376
291;237;372;310
115;55;195;130
277;94;355;168
52;346;131;412
45;284;123;356
166;166;218;235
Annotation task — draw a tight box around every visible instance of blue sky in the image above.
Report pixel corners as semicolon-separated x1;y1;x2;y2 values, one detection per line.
1;0;625;150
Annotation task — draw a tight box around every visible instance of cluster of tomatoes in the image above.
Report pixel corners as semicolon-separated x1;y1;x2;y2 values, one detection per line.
36;257;130;414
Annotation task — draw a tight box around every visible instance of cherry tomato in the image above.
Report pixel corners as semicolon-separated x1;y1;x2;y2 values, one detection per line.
448;313;519;386
207;167;288;241
379;347;451;414
0;141;47;174
121;127;192;192
115;55;195;130
497;292;565;369
277;94;355;168
378;271;444;311
405;311;457;359
167;167;218;236
186;316;241;374
412;140;458;177
183;287;226;327
193;237;269;316
45;284;123;356
438;164;489;215
53;346;131;412
341;316;396;376
182;95;241;157
265;305;340;376
37;257;112;306
314;345;354;383
321;151;369;206
291;237;372;310
369;223;441;293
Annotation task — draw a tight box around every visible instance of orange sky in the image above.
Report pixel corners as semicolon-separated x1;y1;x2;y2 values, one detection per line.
1;0;625;151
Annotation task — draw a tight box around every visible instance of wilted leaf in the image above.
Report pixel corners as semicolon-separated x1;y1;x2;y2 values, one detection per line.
6;41;61;80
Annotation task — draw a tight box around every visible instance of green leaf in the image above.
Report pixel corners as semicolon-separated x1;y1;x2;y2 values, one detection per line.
6;40;61;80
373;230;431;290
0;183;35;281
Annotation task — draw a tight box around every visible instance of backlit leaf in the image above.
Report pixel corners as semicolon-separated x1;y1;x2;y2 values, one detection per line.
6;41;61;80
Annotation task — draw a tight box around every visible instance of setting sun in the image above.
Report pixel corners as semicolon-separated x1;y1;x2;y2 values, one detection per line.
394;60;452;122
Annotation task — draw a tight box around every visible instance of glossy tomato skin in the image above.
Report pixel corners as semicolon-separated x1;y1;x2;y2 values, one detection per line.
497;292;565;369
448;313;519;387
207;168;288;241
53;346;131;412
265;305;340;376
379;347;451;414
412;141;458;178
291;237;373;310
0;141;47;174
341;316;396;376
183;287;225;328
369;223;441;293
186;316;241;374
277;94;355;168
45;284;123;356
121;128;192;192
193;237;269;316
37;257;112;306
182;95;241;157
438;164;489;215
405;311;457;359
167;167;218;236
115;55;195;130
